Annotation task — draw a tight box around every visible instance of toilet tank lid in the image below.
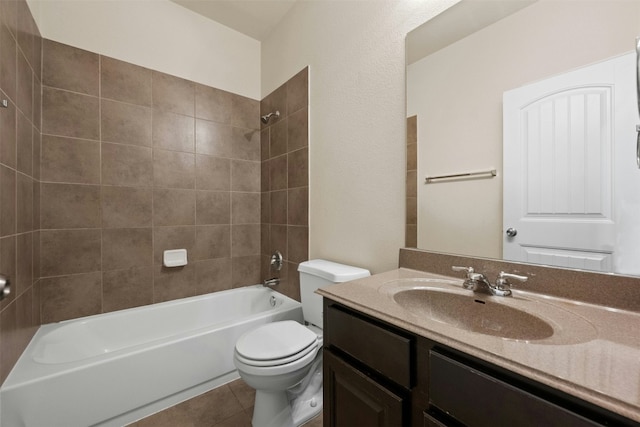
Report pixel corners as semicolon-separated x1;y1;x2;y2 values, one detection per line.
298;259;370;283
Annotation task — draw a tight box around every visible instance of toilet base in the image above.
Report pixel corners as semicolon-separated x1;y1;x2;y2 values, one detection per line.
290;352;323;426
252;389;295;427
251;355;323;427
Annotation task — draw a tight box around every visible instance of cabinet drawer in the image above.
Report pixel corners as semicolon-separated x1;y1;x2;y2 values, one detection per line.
325;304;413;388
429;351;602;427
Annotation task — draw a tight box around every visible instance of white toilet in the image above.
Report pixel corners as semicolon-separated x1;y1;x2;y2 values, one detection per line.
233;259;370;427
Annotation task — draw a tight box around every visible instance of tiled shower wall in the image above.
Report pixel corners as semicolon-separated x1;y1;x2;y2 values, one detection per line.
0;0;42;383
39;39;264;323
260;68;309;301
0;0;309;384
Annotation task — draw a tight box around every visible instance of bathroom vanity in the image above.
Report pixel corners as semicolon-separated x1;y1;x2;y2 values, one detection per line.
319;255;640;427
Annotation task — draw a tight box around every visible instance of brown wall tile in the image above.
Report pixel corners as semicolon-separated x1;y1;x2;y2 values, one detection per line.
40;229;101;277
232;160;260;192
40;272;102;323
101;56;151;106
16;50;32;121
269;155;287;191
41;135;100;184
270;190;287;225
231;224;260;257
288;147;307;189
101;142;153;187
196;155;230;191
194;258;231;295
152;71;194;116
288;108;308;152
0;96;16;168
153;264;195;302
103;228;152;271
287;226;308;264
40;183;100;229
103;267;153;312
195;84;233;123
153;149;194;189
15;232;32;295
195;119;233;157
231;256;260;288
16;111;31;175
16;173;33;232
153;110;194;152
101;99;152;146
232;192;260;224
269;225;287;258
195;225;231;260
1;166;16;237
42;87;99;140
288;187;308;226
42;40;98;96
196;191;230;225
102;186;152;228
153;188;195;226
231;127;260;162
0;24;17;103
231;95;259;130
287;68;308;114
270;118;287;158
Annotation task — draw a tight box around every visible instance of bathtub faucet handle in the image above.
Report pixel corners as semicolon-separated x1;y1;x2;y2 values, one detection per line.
263;277;280;287
270;251;283;271
0;274;10;301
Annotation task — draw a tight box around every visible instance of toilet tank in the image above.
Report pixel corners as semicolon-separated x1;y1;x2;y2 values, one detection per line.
298;260;370;329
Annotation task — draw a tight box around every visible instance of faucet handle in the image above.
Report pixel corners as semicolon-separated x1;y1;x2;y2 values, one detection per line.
451;266;474;275
496;271;528;289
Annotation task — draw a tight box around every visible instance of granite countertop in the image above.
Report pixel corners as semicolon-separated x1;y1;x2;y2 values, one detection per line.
317;267;640;423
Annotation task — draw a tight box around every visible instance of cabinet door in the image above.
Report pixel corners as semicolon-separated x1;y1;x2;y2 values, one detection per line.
429;351;603;427
324;350;405;427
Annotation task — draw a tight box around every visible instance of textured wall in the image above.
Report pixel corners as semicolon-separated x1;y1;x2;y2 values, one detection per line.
261;0;459;274
27;0;260;99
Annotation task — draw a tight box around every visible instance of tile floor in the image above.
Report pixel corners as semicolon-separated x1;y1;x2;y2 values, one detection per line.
129;378;323;427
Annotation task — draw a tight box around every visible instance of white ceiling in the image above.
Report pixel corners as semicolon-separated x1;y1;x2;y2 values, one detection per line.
171;0;298;41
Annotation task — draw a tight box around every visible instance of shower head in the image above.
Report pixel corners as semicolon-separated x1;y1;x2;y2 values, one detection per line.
261;110;280;124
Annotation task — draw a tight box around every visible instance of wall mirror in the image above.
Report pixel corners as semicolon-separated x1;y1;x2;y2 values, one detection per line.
407;0;640;277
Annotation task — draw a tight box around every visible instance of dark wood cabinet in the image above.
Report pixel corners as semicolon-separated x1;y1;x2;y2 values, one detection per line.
324;350;405;427
322;299;637;427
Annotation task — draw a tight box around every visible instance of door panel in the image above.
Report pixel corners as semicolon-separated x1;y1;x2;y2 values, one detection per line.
503;52;637;272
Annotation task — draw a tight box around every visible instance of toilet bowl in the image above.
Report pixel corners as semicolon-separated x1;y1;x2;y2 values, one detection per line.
233;260;370;427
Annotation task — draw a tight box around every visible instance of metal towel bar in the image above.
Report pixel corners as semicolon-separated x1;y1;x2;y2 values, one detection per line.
425;169;497;183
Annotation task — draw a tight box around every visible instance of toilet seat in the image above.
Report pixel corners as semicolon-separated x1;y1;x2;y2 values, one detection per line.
233;321;321;377
235;340;318;367
235;320;318;362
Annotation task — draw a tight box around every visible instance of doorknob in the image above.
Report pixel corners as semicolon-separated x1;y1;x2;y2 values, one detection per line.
506;228;518;237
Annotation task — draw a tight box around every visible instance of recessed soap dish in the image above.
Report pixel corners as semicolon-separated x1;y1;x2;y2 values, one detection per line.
163;249;188;267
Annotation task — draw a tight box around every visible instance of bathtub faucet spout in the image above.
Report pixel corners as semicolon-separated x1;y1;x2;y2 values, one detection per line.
263;277;280;287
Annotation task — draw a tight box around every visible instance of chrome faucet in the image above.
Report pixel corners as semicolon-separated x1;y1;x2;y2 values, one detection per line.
451;266;527;297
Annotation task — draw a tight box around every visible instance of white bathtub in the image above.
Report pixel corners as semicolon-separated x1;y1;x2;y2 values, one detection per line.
0;285;303;427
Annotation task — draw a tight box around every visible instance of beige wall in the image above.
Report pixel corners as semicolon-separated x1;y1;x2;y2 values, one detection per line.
27;0;261;100
408;0;640;259
261;0;459;274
